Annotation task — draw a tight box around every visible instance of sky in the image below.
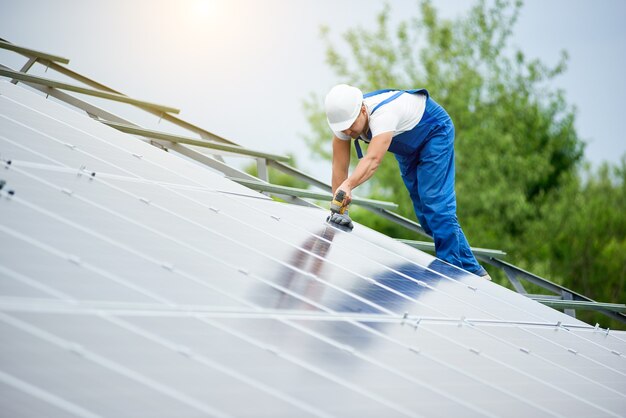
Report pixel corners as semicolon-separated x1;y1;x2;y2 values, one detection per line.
1;0;625;181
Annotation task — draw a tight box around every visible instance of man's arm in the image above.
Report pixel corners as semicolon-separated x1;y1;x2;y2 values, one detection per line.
336;131;393;200
332;136;351;195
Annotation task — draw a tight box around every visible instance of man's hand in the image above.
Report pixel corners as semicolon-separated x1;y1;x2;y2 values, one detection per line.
335;181;353;205
327;210;354;230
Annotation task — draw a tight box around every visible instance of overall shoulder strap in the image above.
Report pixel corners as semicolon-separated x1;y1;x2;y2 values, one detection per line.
355;90;404;159
355;88;429;159
364;88;430;114
404;88;430;99
363;88;396;98
371;91;405;115
354;139;364;159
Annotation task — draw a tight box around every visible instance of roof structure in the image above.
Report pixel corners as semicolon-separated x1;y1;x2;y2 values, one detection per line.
1;42;625;417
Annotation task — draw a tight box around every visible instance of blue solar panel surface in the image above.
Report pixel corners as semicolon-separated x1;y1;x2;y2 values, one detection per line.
1;80;625;417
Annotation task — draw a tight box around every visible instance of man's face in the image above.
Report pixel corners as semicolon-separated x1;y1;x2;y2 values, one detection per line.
341;105;367;139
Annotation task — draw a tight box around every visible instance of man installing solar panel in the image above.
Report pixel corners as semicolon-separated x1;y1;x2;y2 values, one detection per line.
324;84;491;280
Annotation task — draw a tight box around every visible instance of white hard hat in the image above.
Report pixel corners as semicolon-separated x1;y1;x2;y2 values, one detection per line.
325;84;363;132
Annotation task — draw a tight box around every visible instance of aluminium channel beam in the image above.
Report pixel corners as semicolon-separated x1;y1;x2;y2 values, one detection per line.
0;68;180;114
101;121;291;162
0;40;70;64
227;177;399;211
16;54;235;146
482;257;591;299
482;256;626;324
0;60;314;209
5;42;283;174
528;298;626;314
397;239;507;259
0;64;131;125
267;160;333;192
167;144;317;208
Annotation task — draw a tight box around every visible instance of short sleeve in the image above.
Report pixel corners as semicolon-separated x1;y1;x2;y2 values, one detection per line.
369;111;400;138
334;131;351;141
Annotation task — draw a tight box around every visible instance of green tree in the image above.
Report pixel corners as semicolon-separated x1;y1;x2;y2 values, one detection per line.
523;160;626;328
303;0;626;328
305;0;582;248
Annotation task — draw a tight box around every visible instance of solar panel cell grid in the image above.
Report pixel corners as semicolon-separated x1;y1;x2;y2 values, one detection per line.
1;79;625;417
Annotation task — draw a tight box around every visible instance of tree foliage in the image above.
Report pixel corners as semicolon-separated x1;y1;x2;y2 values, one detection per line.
303;0;625;329
523;160;626;328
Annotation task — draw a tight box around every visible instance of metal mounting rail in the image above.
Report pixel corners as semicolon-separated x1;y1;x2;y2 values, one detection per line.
267;160;333;192
397;239;507;258
101;121;291;162
2;39;622;326
1;39;234;145
3;40;400;209
0;68;180;114
0;67;316;209
527;297;626;314
478;256;626;324
0;40;70;64
397;240;625;323
227;177;399;211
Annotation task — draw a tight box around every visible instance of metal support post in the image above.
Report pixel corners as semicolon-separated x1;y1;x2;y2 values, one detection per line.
12;57;38;84
256;158;269;182
561;291;576;318
477;256;528;294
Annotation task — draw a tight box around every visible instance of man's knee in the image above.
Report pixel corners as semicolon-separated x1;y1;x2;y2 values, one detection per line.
427;212;460;239
421;196;457;221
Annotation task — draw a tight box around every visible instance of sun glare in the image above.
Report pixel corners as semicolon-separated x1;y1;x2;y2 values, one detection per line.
190;0;214;20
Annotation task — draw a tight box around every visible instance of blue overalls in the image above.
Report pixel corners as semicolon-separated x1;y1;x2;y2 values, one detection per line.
357;89;486;276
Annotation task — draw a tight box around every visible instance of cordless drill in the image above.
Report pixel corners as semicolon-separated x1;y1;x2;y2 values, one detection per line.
330;189;348;215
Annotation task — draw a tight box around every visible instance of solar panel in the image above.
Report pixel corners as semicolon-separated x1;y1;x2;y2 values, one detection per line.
1;79;625;417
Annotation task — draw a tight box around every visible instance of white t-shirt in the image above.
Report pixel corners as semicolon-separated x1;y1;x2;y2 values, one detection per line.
334;91;427;142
